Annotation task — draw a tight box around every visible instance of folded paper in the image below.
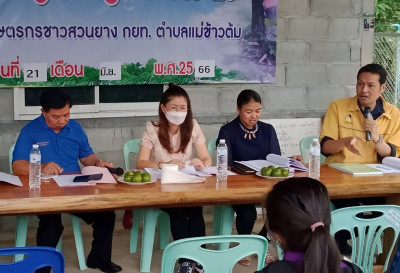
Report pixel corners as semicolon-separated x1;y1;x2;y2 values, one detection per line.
161;164;205;184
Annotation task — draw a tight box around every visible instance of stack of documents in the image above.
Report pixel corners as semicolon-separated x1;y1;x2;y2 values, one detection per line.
366;157;400;173
235;154;308;172
330;157;400;176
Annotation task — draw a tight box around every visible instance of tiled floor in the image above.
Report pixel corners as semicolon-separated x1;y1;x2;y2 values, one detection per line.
0;210;275;273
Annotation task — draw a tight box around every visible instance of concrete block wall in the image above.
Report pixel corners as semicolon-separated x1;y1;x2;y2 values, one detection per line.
0;0;366;229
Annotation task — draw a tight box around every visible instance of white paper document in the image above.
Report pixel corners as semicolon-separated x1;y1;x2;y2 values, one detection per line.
235;154;308;172
53;166;116;187
145;163;236;179
0;172;23;186
366;157;400;174
53;174;93;187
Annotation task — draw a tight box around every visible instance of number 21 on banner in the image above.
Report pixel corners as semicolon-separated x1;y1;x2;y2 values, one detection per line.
195;60;215;78
23;63;47;82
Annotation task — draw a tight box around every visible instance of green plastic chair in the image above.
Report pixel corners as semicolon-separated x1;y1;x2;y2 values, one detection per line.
208;138;235;249
161;235;268;273
9;144;87;270
331;205;400;273
299;135;326;163
123;139;171;272
0;247;65;273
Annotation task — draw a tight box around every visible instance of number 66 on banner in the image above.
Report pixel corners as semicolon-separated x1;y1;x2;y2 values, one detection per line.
195;60;215;78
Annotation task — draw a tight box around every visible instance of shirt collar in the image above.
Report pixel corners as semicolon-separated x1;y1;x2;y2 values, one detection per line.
283;251;304;262
38;114;70;132
358;98;385;120
284;250;347;268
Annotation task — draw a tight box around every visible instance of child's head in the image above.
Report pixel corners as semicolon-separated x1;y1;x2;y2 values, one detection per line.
265;177;340;273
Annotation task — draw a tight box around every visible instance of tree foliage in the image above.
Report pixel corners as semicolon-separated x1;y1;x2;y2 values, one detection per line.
375;0;400;32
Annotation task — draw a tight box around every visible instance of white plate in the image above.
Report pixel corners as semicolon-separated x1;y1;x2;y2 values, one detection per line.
117;176;157;185
255;171;294;179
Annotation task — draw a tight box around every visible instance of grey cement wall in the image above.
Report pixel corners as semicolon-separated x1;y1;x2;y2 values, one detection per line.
0;0;365;229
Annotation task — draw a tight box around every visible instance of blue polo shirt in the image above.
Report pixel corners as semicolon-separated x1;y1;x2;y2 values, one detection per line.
13;115;93;172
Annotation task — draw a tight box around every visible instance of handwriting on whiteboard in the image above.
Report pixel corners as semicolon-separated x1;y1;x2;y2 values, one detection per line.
260;118;322;156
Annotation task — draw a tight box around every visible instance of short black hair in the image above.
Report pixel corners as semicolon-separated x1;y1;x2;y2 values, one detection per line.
237;89;261;109
357;63;387;85
40;89;72;112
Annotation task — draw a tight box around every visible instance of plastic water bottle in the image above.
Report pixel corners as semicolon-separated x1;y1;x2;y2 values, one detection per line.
217;139;228;181
309;138;320;180
29;144;41;189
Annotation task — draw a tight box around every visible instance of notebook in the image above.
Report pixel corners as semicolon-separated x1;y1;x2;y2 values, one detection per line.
328;163;383;176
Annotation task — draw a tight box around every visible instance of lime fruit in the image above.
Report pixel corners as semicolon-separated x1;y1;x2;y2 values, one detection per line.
267;165;275;170
131;173;142;183
271;168;282;177
141;172;151;182
124;171;134;182
281;169;290;177
261;167;270;176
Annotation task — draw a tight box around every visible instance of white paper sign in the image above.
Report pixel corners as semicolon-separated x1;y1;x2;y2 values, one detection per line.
23;63;47;82
99;62;121;80
385;209;400;229
195;60;215;78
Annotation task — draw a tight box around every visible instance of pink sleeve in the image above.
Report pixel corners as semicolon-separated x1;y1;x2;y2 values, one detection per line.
141;122;156;149
192;119;206;146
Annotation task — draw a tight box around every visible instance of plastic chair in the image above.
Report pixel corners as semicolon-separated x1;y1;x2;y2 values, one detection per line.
0;246;65;273
299;135;326;163
161;235;268;273
331;205;400;273
123;139;142;170
123;139;171;272
208;138;236;249
9;144;87;270
390;238;400;273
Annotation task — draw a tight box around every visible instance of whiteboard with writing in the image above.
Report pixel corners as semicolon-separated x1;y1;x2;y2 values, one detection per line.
260;118;322;156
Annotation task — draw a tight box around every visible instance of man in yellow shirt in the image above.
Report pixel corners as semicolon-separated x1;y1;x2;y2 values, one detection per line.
320;63;400;163
319;63;400;255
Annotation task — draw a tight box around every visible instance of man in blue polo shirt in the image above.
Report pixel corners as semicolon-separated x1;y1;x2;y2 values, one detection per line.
13;89;122;273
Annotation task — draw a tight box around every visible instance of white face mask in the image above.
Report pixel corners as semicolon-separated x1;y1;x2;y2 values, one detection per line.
165;111;187;125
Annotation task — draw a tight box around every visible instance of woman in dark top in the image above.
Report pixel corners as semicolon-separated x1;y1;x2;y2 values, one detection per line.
255;177;362;273
217;90;281;167
217;89;281;266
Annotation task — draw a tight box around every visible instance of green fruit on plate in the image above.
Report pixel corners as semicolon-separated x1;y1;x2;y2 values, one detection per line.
260;167;269;176
281;169;290;177
267;165;275;170
124;171;134;182
271;168;282;177
141;172;151;182
131;173;142;183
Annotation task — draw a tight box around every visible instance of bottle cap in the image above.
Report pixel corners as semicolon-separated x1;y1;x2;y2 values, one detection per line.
32;144;39;149
220;139;225;144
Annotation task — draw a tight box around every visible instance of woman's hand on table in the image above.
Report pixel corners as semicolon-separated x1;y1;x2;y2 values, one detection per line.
190;158;207;170
166;159;186;169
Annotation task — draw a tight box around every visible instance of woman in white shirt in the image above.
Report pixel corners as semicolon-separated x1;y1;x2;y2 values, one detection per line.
137;83;211;273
